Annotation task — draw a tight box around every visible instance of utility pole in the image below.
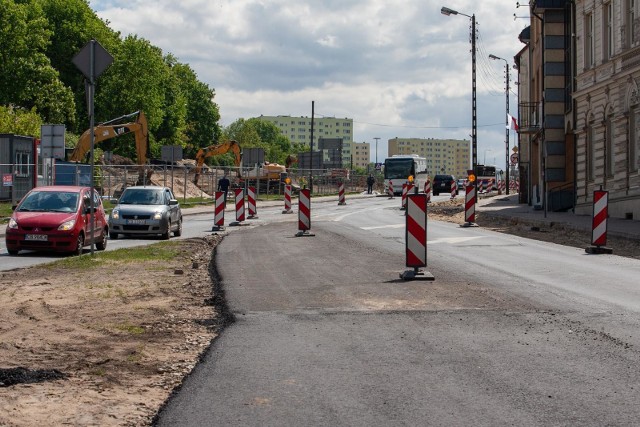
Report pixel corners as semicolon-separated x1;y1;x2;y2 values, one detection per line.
490;53;511;195
374;137;380;165
310;101;314;193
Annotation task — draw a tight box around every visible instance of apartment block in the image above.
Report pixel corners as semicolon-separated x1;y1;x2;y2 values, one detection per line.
257;115;354;166
351;142;371;169
388;138;470;178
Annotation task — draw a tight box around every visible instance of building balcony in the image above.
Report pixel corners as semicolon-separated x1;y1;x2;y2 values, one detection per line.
518;102;542;135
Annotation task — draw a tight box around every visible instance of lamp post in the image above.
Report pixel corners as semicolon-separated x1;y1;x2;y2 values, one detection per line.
374;137;380;165
489;53;510;195
441;6;477;198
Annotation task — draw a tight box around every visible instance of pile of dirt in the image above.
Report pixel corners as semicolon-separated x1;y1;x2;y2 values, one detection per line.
0;236;223;426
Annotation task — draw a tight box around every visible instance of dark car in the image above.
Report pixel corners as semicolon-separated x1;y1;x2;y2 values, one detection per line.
5;186;108;256
108;186;182;240
432;174;458;196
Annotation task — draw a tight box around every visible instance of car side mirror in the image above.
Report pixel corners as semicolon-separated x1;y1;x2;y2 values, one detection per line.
169;199;178;206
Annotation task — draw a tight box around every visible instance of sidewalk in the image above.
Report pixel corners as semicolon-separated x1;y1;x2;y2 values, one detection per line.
477;193;640;241
2;192;639;241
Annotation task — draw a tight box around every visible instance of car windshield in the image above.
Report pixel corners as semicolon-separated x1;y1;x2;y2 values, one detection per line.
119;189;165;205
435;175;452;181
17;191;79;213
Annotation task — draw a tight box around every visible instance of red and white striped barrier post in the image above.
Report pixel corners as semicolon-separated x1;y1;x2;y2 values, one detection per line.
247;186;258;219
401;183;408;209
282;184;293;214
461;182;478;227
400;193;434;281
450;180;456;199
424;179;431;203
296;188;314;237
212;191;225;231
586;189;612;254
388;180;394;199
338;182;346;205
230;188;245;226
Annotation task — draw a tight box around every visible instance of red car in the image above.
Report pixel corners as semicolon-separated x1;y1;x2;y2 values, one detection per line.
5;186;108;256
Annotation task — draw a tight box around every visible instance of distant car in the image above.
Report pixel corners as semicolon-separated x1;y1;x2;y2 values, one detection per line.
5;186;108;256
457;178;467;190
108;186;182;240
432;174;458;196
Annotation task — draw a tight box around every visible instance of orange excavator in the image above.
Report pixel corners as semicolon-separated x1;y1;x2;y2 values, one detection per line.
69;111;149;183
193;140;242;185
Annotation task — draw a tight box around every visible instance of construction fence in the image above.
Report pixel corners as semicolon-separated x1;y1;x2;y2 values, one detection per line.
1;163;386;202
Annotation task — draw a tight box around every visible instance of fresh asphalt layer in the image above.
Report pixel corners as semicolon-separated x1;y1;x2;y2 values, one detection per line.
156;218;640;426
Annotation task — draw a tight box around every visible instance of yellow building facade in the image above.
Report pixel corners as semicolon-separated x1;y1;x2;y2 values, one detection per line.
388;138;470;178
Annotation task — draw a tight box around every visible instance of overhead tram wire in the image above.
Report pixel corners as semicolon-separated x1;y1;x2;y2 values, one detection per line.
476;29;507;96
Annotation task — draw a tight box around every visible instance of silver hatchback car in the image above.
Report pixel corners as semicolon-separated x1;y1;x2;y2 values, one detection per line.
108;186;182;240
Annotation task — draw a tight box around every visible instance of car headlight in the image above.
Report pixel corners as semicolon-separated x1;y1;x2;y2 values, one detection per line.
111;209;120;220
153;211;163;220
8;218;18;229
58;219;76;231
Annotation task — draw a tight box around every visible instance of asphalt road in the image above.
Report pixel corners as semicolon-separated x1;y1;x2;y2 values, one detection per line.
155;197;640;426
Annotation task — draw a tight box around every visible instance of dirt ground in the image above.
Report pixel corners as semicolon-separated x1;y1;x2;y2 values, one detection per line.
1;198;639;427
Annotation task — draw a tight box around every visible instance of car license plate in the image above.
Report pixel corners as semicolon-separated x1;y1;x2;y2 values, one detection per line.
25;234;48;241
127;219;147;225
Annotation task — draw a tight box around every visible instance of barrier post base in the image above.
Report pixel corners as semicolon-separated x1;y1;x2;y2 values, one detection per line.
282;209;293;214
460;222;479;228
229;221;249;227
295;230;315;237
248;215;259;219
400;267;435;281
585;245;613;254
211;225;225;232
338;201;346;206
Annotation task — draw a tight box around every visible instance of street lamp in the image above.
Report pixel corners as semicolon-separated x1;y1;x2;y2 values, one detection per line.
489;53;510;195
441;6;477;197
374;137;380;165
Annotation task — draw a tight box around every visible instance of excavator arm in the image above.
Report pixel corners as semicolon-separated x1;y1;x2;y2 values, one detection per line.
70;111;149;165
193;140;241;185
285;154;298;169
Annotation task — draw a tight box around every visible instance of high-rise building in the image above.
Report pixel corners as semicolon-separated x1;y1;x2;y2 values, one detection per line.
256;115;354;166
351;142;370;169
388;138;470;178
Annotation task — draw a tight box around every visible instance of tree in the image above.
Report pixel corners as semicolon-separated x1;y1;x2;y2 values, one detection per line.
0;106;42;137
0;0;75;125
39;0;120;132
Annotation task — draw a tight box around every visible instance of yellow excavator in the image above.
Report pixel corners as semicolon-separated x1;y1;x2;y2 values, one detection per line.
193;140;242;185
69;111;149;183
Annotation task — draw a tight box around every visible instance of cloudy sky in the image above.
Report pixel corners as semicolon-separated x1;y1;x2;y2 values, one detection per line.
89;0;529;169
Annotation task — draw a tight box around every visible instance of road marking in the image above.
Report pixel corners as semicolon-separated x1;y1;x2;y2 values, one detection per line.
428;236;485;245
361;223;405;230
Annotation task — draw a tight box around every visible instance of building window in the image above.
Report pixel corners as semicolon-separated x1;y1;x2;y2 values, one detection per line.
605;115;615;177
14;152;31;177
625;0;636;48
603;2;614;60
585;12;594;68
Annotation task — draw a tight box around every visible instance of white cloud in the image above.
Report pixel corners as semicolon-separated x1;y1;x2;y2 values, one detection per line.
89;0;528;169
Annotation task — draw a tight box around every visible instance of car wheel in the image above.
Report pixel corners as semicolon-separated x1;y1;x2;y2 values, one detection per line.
109;232;118;240
73;233;85;256
96;228;107;251
162;222;171;240
174;218;182;237
7;248;19;256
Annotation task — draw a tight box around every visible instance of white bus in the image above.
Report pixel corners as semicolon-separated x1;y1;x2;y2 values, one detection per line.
383;155;428;195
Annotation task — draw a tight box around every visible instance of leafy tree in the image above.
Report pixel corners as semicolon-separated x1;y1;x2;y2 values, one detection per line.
95;35;168;159
0;106;42;136
39;0;120;132
0;0;75;125
170;61;221;157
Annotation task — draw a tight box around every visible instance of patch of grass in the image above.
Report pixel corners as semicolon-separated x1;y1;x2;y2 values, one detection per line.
0;202;14;223
43;241;182;270
114;322;145;335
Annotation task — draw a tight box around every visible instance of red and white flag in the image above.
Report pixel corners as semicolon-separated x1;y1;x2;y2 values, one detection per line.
507;113;519;131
